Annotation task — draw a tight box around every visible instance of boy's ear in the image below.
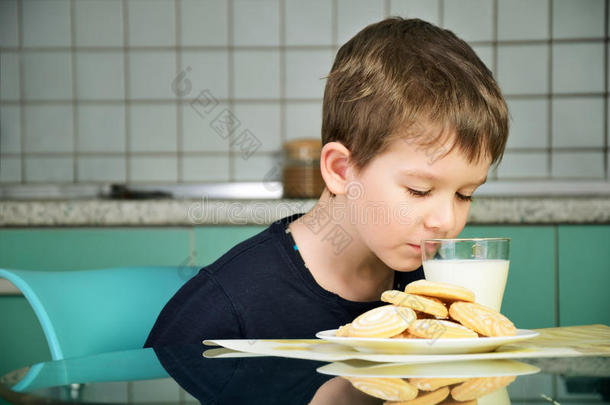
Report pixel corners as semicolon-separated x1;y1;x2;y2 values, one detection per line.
320;141;352;196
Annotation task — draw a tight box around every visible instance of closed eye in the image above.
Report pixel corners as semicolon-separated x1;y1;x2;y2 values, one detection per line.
407;188;431;197
457;193;473;202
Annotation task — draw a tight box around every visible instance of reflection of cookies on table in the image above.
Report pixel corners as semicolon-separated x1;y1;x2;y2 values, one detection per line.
408;377;468;391
405;280;475;303
384;386;449;405
451;376;516;401
347;304;416;338
440;400;477;405
382;290;449;318
449;302;517;337
345;377;417;401
408;319;478;339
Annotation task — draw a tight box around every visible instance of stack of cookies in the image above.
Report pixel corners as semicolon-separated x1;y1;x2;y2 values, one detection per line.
344;375;516;404
336;280;517;339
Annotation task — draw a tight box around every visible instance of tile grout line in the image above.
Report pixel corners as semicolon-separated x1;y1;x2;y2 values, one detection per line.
122;0;130;183
603;0;610;181
491;0;499;181
438;0;444;28
554;225;560;328
547;0;553;178
17;0;25;183
227;0;235;181
331;0;338;48
175;0;182;183
279;0;286;147
70;0;78;183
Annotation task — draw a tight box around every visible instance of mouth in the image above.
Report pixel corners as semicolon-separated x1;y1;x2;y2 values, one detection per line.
407;243;421;253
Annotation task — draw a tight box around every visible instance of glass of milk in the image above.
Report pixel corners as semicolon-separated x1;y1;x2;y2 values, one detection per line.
421;238;510;311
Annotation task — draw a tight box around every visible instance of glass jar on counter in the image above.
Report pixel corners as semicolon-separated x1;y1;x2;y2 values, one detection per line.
282;138;325;198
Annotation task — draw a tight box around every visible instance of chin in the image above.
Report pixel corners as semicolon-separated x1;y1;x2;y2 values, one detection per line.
385;256;422;272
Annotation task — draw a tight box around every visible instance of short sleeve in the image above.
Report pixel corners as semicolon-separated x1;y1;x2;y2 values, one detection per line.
144;268;244;347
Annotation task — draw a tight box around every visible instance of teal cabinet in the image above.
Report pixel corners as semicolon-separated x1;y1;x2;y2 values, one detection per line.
558;225;610;326
460;226;557;329
193;226;265;267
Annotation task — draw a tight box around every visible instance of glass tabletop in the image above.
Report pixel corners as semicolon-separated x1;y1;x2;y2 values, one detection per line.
0;342;608;405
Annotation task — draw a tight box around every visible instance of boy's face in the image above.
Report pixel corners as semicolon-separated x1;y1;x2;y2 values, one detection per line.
346;130;490;272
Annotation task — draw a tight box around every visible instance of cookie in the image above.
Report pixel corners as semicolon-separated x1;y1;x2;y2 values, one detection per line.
408;378;468;391
384;386;449;405
449;302;517;337
439;399;477;405
348;304;416;338
336;323;352;337
345;377;418;401
390;330;422;339
407;319;478;339
382;290;449;318
405;280;475;303
451;376;516;401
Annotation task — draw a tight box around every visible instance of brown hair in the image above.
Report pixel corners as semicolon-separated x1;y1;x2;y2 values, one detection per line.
321;17;509;170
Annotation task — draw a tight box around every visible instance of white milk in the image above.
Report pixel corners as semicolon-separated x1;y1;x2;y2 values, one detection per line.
422;259;510;311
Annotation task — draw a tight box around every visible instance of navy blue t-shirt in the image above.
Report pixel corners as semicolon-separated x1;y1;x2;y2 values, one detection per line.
144;212;424;346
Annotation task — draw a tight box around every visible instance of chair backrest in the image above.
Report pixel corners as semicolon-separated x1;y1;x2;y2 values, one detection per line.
0;266;198;360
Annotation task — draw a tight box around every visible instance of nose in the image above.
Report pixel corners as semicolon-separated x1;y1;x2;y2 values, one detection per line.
423;196;456;233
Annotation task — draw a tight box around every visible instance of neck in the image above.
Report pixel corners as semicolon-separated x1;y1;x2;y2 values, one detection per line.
288;191;395;302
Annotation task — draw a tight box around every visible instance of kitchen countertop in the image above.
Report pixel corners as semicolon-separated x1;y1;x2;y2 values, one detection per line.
1;196;609;226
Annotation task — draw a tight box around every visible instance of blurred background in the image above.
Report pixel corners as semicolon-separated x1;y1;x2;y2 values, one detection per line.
0;0;609;397
0;0;607;186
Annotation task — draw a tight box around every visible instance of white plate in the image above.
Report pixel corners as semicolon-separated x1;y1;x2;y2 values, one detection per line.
315;329;539;355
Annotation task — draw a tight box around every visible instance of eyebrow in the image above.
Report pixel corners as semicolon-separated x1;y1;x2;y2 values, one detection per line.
401;169;487;187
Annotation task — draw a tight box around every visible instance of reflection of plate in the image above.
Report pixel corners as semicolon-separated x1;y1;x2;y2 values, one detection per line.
317;359;541;378
315;329;539;355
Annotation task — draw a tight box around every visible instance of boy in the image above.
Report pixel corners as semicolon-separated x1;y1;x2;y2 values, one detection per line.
144;17;508;346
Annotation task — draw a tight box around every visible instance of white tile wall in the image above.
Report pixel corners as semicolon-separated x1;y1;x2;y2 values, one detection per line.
22;51;73;100
552;97;605;148
129;104;177;152
76;51;125;100
498;0;549;40
25;156;73;182
233;50;280;99
285;0;333;45
180;50;229;100
128;51;177;100
182;102;231;152
77;104;126;152
129;156;177;182
0;157;21;182
552;0;605;38
552;152;604;178
496;152;549;178
180;0;228;46
23;105;74;153
506;99;549;149
552;43;605;93
127;0;175;47
0;0;18;47
0;52;20;101
182;155;230;181
337;0;385;45
390;0;440;25
443;0;494;42
231;103;281;152
285;102;323;141
74;0;124;47
0;105;22;153
22;0;71;47
233;0;279;46
0;0;607;185
497;45;549;95
233;152;280;181
77;156;126;182
285;49;334;99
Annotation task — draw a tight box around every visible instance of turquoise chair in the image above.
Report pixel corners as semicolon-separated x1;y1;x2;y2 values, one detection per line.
0;266;199;360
